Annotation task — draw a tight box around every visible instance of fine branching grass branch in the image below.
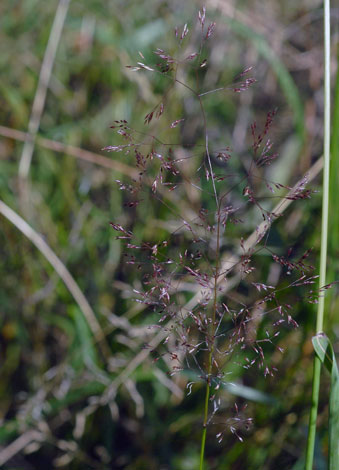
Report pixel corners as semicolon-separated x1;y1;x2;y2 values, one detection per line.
101;156;323;406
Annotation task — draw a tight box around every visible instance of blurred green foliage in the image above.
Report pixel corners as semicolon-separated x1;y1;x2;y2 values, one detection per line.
0;1;338;469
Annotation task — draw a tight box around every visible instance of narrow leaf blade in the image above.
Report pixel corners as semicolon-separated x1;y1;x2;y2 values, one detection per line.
312;333;339;470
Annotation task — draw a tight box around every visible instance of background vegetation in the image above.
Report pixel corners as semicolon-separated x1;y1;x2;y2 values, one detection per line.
0;1;338;469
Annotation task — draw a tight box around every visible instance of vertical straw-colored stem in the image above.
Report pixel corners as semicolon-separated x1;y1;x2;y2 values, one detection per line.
305;1;331;468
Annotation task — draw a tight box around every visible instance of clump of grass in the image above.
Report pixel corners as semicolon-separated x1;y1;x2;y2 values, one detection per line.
105;8;322;467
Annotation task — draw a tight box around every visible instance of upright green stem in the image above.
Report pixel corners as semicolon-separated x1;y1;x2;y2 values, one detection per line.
199;379;210;469
305;1;331;468
199;212;221;470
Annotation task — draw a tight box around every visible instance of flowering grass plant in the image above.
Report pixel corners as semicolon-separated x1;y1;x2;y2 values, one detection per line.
104;8;329;468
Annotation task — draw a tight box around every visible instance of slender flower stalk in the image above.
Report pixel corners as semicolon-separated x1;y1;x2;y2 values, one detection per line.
200;210;221;470
305;1;331;468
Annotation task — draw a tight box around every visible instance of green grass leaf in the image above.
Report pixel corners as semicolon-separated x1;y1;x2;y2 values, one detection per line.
71;305;100;367
223;382;278;405
312;333;339;470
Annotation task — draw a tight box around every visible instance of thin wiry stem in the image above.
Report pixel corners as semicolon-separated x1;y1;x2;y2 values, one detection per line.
305;1;331;468
174;78;219;209
200;207;221;469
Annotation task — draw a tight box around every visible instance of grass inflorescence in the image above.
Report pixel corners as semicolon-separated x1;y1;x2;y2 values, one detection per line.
105;8;326;467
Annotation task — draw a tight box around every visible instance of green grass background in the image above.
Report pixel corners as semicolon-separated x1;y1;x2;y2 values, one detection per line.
0;1;338;469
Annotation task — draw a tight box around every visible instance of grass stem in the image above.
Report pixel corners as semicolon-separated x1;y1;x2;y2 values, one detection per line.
200;383;210;469
305;1;331;468
200;211;221;469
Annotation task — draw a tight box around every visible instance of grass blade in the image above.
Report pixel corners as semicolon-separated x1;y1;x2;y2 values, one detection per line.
305;1;331;468
312;334;339;470
330;47;339;252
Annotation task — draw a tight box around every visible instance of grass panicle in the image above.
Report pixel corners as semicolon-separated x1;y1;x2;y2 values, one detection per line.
106;9;326;468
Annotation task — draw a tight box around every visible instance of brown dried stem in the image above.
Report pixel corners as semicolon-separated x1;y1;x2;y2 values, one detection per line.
0;125;139;179
0;199;110;357
18;0;70;181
